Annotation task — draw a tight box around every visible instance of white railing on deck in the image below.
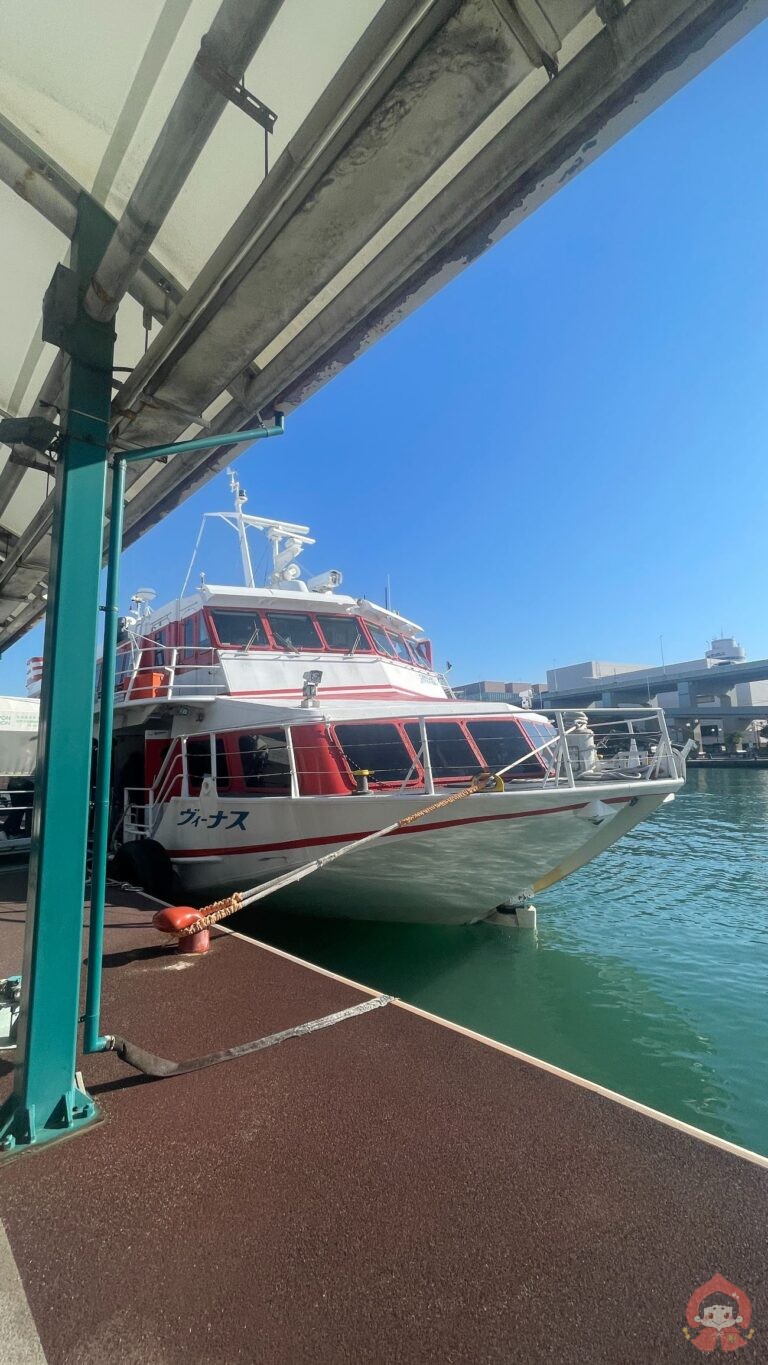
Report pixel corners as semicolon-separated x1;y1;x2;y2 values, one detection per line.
120;707;682;842
109;641;228;703
539;707;682;788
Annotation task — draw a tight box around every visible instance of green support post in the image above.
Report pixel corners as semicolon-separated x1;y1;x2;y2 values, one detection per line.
0;196;116;1151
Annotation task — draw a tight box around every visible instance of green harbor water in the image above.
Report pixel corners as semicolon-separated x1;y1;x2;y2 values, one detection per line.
247;768;768;1157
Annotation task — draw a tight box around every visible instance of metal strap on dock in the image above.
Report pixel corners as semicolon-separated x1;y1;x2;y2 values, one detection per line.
113;994;393;1079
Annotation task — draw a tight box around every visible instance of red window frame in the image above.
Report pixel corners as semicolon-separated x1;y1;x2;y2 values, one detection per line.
407;638;433;669
462;716;554;778
206;607;271;651
175;609;216;665
185;735;230;796
147;624;174;669
330;719;424;791
405;718;486;787
114;645;133;691
261;610;325;653
181;613;196;651
364;624;421;668
365;624;399;660
221;727;293;796
388;632;414;665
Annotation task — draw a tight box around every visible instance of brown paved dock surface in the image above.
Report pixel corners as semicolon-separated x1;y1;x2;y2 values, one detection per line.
0;864;766;1363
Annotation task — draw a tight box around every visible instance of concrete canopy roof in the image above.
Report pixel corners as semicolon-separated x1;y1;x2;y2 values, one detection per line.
0;0;765;652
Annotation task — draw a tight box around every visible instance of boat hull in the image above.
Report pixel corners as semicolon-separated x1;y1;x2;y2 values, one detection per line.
160;779;680;925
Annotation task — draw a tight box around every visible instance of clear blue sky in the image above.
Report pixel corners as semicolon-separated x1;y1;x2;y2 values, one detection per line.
3;21;768;694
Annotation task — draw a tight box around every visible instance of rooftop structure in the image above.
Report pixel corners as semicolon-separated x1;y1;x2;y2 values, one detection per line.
453;679;547;707
546;638;749;694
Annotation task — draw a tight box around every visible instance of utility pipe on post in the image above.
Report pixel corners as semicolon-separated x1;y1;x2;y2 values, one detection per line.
82;459;126;1056
84;0;284;323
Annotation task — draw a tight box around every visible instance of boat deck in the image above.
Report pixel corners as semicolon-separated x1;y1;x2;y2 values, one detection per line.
0;865;766;1363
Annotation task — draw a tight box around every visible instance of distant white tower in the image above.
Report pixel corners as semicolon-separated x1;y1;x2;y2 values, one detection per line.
706;636;746;664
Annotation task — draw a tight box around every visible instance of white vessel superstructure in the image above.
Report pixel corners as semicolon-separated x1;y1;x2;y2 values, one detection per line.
92;472;686;925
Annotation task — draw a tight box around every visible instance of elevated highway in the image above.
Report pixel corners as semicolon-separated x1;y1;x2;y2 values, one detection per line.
547;658;768;709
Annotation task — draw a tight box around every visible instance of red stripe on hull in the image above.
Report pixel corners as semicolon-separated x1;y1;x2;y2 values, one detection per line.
169;796;633;859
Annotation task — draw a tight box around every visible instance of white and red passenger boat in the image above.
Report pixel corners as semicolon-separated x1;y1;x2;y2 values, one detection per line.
99;473;685;925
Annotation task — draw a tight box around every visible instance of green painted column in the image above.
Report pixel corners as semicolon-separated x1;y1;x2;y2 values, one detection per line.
0;196;116;1150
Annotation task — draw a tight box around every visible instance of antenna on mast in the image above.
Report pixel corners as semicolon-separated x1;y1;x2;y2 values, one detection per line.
227;467;256;588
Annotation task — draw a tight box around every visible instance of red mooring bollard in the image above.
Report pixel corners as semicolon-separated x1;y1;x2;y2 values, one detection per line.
152;906;210;955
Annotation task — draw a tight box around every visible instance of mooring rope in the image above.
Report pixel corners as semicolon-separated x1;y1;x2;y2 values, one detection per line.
172;726;578;939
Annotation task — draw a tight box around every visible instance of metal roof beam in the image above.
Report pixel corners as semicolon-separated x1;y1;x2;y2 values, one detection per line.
84;0;286;324
108;0;463;426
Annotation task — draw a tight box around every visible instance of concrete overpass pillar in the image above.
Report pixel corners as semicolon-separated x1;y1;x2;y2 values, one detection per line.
677;681;693;709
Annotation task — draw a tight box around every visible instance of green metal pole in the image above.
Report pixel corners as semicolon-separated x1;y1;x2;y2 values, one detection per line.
83;459;125;1055
120;414;284;463
0;196;116;1151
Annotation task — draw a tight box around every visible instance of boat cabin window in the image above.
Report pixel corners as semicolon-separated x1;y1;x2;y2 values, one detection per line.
153;627;171;667
334;722;416;785
237;730;291;793
211;610;267;648
389;634;412;664
199;614;211;647
367;625;397;658
467;719;554;777
182;614;196;650
186;736;229;793
264;612;323;651
518;719;558;769
405;721;482;782
409;639;432;668
317;616;372;653
114;648;132;689
368;626;416;666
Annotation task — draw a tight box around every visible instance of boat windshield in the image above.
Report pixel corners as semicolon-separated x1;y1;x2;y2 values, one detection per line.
320;616;372;652
404;721;483;781
264;612;323;650
408;640;431;667
334;722;415;784
238;730;291;792
519;719;558;762
389;634;412;664
466;718;556;775
466;720;536;771
211;611;267;647
367;625;397;657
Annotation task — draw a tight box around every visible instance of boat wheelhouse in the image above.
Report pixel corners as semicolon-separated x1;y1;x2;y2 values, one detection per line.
98;473;685;924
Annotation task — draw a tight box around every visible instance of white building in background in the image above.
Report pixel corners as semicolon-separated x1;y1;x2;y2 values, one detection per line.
547;638;768;752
